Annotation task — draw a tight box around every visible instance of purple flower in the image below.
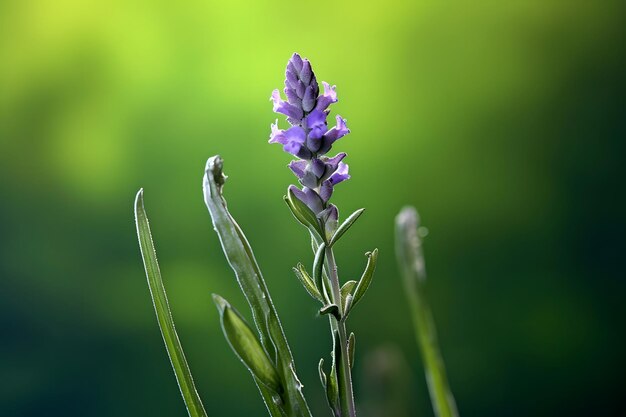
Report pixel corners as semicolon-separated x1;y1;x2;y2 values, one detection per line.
270;53;352;223
269;53;349;159
269;121;312;159
318;116;350;155
319;163;349;202
288;185;324;214
328;162;350;185
315;82;338;112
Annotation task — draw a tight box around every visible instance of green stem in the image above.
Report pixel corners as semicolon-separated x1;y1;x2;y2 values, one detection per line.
325;246;357;417
395;207;459;417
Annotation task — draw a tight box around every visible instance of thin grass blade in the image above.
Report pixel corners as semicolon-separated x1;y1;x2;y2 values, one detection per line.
134;189;209;417
395;206;459;417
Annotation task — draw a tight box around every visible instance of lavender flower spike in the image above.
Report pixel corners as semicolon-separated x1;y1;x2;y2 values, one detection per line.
270;54;372;417
269;53;351;216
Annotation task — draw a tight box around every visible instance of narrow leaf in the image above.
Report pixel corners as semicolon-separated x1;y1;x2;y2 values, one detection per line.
347;333;356;369
343;295;354;321
319;304;340;320
318;358;327;388
134;189;209;417
293;264;323;302
310;233;319;255
285;188;324;239
213;294;281;392
328;208;365;247
203;156;312;417
350;248;379;311
321;272;333;305
396;206;459;417
340;280;357;309
313;242;326;295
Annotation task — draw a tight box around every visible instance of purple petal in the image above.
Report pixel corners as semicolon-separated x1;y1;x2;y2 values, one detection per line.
290;53;303;72
285;68;298;89
268;120;282;143
271;89;303;121
320;204;338;224
306;109;328;140
324;115;350;143
302;86;316;112
320;152;347;181
300;60;313;85
295;146;313;160
329;162;350;185
269;122;306;156
306;136;322;153
319;182;333;202
288;160;307;178
282;127;306;155
300;169;319;189
311;78;319;96
296;81;306;98
311;158;326;178
315;81;338;112
284;87;302;107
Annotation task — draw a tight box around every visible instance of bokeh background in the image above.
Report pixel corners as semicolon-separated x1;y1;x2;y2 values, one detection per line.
1;1;625;416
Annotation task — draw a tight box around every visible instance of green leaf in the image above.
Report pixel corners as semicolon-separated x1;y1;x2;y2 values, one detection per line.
203;156;312;417
134;189;209;417
319;304;340;320
313;242;326;297
347;333;356;369
340;280;357;310
318;359;327;388
285;188;324;239
396;206;459;417
328;208;365;247
310;233;319;255
349;248;379;313
321;273;333;305
343;295;354;321
213;294;281;392
293;264;323;302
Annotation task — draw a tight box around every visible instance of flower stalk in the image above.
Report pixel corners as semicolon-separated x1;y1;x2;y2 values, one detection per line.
325;246;357;417
270;53;377;417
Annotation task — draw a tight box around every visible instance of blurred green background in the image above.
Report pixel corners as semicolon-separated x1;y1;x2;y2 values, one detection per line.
1;0;624;416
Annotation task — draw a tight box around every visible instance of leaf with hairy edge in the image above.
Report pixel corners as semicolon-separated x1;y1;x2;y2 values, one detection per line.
319;304;340;320
313;242;326;296
134;189;209;417
328;208;365;247
350;249;379;313
213;294;281;392
340;280;357;310
347;333;356;369
293;264;323;302
318;359;327;388
203;156;311;417
285;189;324;239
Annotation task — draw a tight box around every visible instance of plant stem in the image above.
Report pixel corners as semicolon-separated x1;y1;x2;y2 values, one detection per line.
325;246;357;417
396;207;459;417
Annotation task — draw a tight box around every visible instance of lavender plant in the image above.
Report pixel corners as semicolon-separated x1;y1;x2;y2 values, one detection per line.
134;53;457;417
269;53;378;417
